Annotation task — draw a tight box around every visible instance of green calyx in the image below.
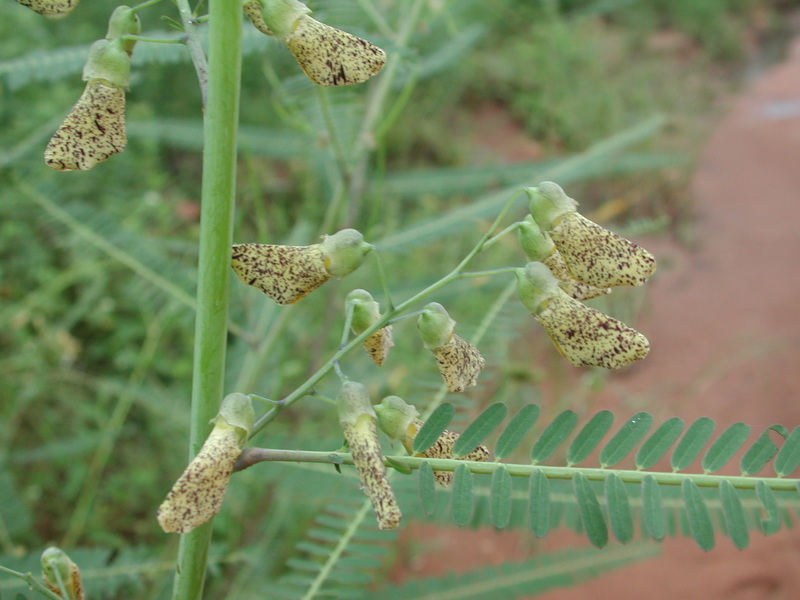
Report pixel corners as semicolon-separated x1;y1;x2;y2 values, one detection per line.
518;215;555;261
417;302;455;350
213;393;255;442
374;396;419;441
337;381;375;428
514;261;561;315
526;181;578;231
41;547;80;599
260;0;311;38
82;39;131;87
106;6;142;55
347;289;381;334
320;229;373;278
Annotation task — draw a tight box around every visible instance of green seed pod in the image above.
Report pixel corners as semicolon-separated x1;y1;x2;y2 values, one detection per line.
319;229;372;278
337;382;401;530
347;289;394;366
157;394;253;534
41;547;84;600
15;0;78;20
106;6;142;56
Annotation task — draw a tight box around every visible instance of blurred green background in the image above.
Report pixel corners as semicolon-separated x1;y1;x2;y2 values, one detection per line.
1;0;797;597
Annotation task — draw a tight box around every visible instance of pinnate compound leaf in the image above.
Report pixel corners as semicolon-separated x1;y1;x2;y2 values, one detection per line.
719;480;749;549
490;466;513;529
494;404;539;460
573;474;608;548
681;480;714;551
756;480;781;535
531;410;578;464
671;417;715;472
451;464;474;526
605;474;634;543
641;475;666;540
600;412;653;467
413;403;454;453
453;402;507;457
635;417;684;470
529;469;550;538
702;422;750;473
774;426;800;477
418;462;436;516
740;427;781;475
567;410;614;466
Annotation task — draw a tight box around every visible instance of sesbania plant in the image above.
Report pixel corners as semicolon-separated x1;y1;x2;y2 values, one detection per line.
7;0;800;599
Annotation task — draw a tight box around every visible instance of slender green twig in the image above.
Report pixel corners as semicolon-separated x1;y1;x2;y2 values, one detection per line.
170;0;242;596
131;0;165;11
173;0;209;105
0;565;62;600
121;35;185;44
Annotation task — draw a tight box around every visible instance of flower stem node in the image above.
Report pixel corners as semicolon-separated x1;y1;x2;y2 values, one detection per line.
527;182;657;288
374;396;489;486
515;262;650;369
41;547;84;600
157;394;254;534
231;229;371;305
518;215;610;301
247;0;386;86
15;0;78;19
337;382;402;530
418;303;485;392
347;289;394;366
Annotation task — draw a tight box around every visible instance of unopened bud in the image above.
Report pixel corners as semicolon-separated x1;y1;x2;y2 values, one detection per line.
41;547;84;600
418;303;484;392
347;289;394;366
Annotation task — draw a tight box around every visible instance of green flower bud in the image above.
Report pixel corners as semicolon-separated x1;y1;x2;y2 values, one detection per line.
417;302;456;350
319;229;372;278
106;6;142;56
517;215;555;262
41;547;84;600
513;262;561;316
15;0;78;20
82;39;131;87
157;394;253;533
260;0;310;38
374;395;420;442
347;289;394;366
526;182;577;231
337;382;401;530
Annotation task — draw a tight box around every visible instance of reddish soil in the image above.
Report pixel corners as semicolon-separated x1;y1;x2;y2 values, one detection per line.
393;36;800;600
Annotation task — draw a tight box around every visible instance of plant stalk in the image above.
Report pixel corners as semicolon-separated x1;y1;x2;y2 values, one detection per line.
170;0;242;597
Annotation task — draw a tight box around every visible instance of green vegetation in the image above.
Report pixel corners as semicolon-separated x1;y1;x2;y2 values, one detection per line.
1;0;798;598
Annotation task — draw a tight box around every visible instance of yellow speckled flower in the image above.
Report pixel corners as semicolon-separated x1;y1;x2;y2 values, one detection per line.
41;547;84;600
338;382;401;530
528;182;657;288
418;303;485;392
232;229;372;305
515;262;650;369
157;394;254;534
374;396;490;487
244;0;385;86
16;0;78;19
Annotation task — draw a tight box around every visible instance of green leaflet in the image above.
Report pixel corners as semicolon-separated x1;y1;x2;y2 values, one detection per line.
641;475;666;540
529;469;551;538
774;426;800;477
573;474;608;548
452;464;475;526
719;480;748;549
635;417;684;470
600;412;653;467
494;404;539;460
671;417;715;472
453;402;507;458
490;466;513;529
413;403;455;453
702;422;750;474
418;462;436;516
740;426;782;475
681;480;714;550
567;410;614;467
531;410;578;464
605;474;634;543
756;480;781;535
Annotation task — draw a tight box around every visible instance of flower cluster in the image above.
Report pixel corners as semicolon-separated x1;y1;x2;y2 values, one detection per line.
243;0;386;86
515;182;656;369
44;7;140;171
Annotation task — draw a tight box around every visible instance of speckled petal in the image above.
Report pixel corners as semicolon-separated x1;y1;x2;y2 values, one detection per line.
285;16;386;86
157;425;242;534
243;0;272;35
404;420;490;487
550;212;656;288
534;291;650;369
231;243;331;304
430;334;485;393
16;0;78;19
362;325;394;366
344;415;402;530
44;80;126;171
543;251;610;301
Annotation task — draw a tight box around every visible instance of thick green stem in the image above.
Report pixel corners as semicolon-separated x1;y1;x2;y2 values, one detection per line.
170;0;242;598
